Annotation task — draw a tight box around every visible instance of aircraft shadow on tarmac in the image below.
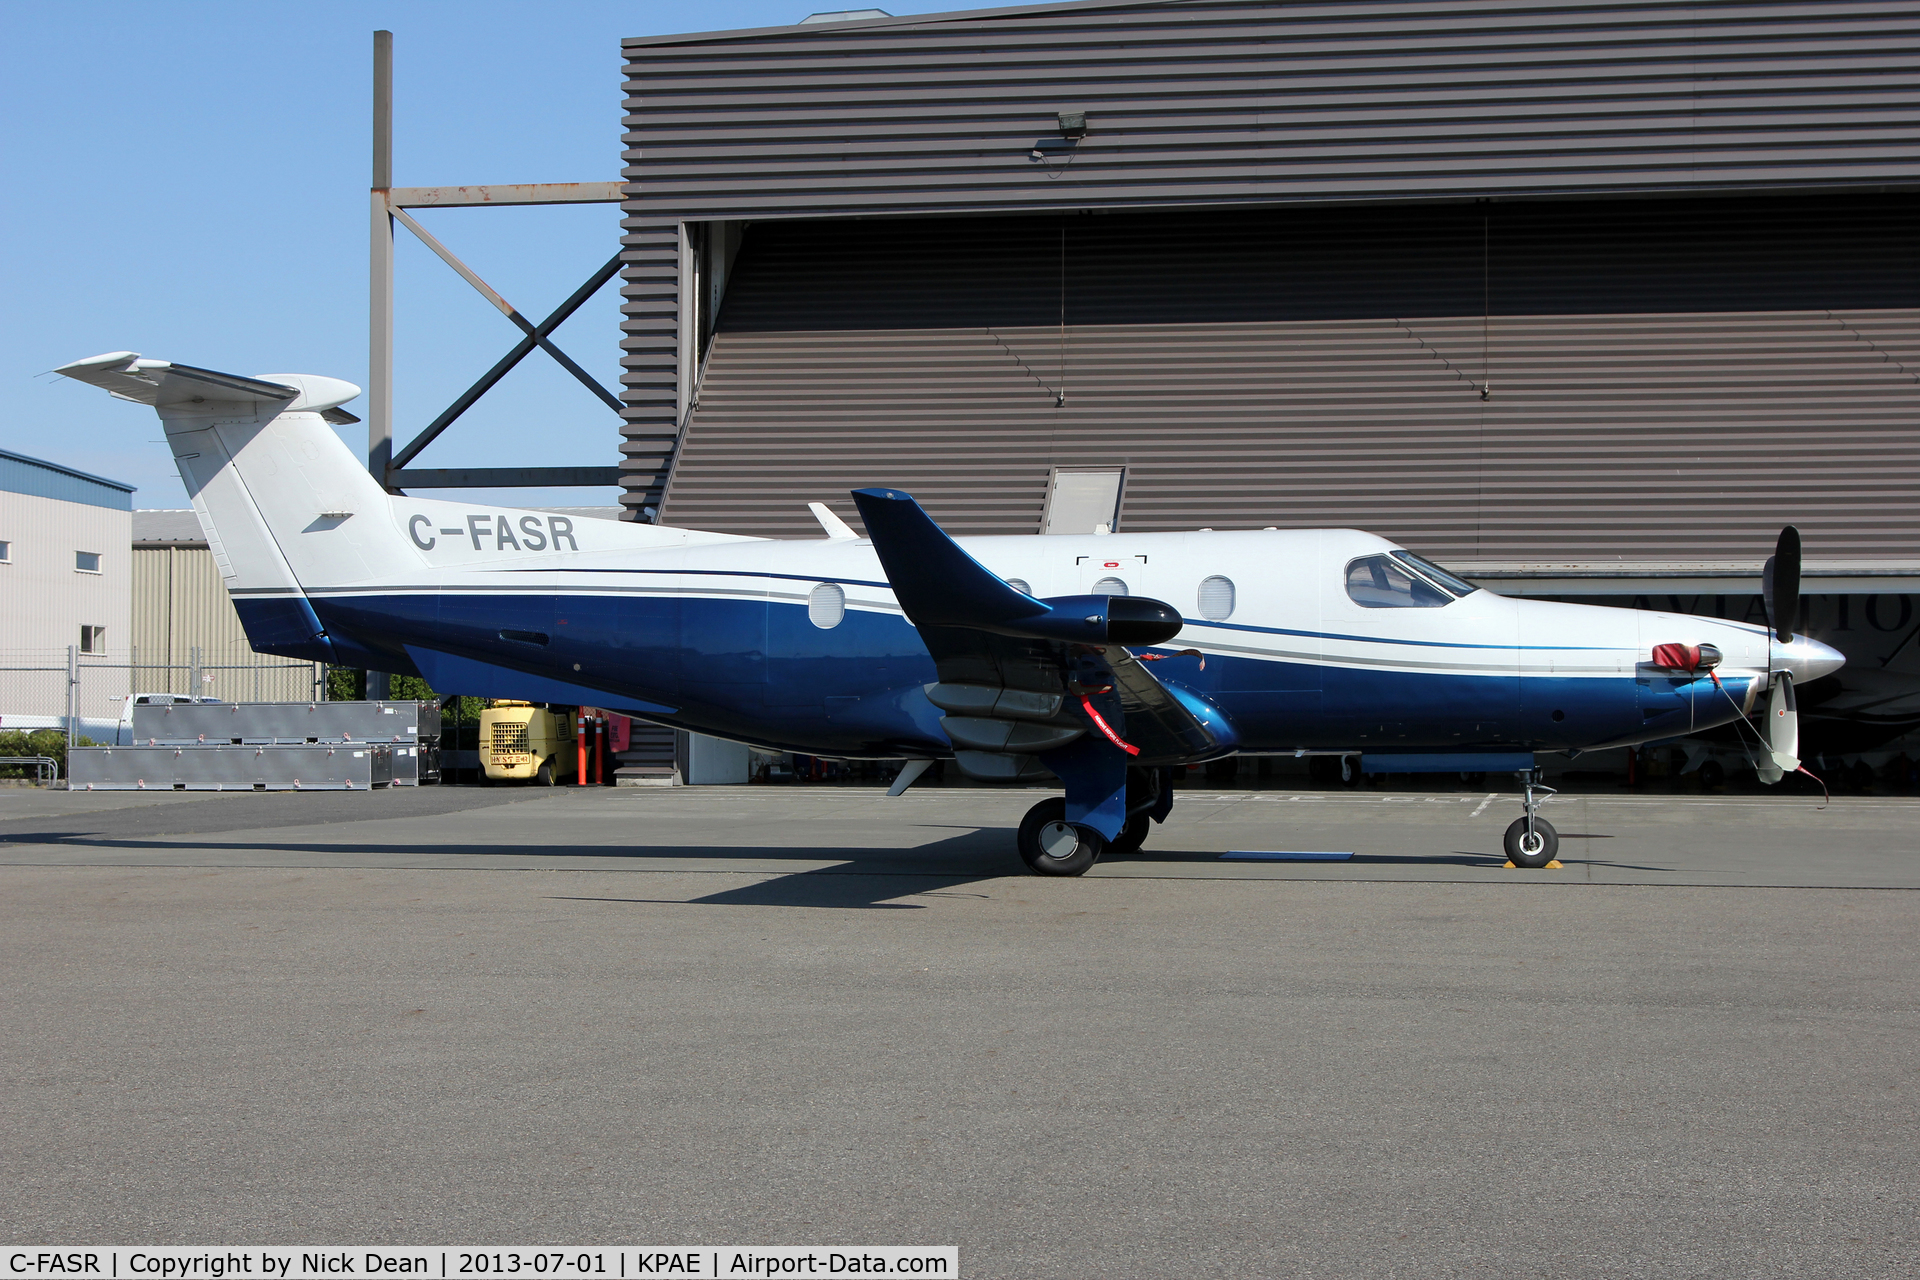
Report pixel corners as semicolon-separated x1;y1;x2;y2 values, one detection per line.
552;873;999;911
0;827;1682;894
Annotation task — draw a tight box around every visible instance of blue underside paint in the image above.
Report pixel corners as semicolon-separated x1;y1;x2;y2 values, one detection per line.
232;591;1752;759
1362;752;1537;774
403;646;677;718
1040;726;1131;839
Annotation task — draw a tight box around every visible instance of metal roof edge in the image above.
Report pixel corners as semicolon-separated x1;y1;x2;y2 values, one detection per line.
622;0;1183;49
1457;561;1920;595
0;447;136;495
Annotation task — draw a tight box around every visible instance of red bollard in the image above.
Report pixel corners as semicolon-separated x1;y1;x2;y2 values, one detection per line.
575;711;588;786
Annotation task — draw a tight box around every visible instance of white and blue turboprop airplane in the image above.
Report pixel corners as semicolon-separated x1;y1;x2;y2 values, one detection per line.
57;352;1845;873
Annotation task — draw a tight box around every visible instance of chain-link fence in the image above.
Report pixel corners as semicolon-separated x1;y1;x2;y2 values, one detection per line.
0;647;324;751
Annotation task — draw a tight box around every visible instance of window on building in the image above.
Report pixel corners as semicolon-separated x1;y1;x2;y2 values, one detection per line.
0;540;10;563
80;625;106;653
1044;468;1125;534
75;551;101;573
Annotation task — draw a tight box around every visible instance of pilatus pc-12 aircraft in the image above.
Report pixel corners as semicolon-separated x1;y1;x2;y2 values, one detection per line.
59;352;1844;874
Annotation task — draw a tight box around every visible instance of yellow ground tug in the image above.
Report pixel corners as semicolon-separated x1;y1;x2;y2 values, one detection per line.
478;701;577;785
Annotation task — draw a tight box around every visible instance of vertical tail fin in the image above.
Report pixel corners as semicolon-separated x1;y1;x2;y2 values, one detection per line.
56;352;397;657
57;350;762;660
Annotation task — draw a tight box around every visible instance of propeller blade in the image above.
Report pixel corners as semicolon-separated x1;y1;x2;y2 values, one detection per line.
1763;525;1802;643
1757;673;1800;784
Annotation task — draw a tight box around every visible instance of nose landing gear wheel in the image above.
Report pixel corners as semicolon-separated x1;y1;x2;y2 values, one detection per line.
1503;816;1559;868
1017;797;1107;876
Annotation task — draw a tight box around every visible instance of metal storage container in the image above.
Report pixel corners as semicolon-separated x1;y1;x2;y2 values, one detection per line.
132;699;436;745
71;742;394;791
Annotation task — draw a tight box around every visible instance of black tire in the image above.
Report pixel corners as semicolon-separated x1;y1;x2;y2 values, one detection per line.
1016;797;1106;876
1698;759;1725;791
536;759;555;787
1108;813;1152;855
1503;816;1558;868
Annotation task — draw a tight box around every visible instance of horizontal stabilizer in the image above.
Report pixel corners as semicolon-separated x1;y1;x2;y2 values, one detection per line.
55;351;360;416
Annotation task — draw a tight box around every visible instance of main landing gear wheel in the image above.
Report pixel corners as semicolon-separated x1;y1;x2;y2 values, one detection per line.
1107;813;1152;855
1503;816;1559;868
1017;797;1107;877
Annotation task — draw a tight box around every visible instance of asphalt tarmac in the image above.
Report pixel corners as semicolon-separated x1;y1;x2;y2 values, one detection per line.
2;783;1916;1276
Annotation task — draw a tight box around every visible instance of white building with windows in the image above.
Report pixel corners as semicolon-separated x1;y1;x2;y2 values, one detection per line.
0;448;134;719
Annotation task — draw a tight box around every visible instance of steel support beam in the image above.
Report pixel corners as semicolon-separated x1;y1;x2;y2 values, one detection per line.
389;467;622;489
367;30;396;700
389;183;622;208
369;29;395;489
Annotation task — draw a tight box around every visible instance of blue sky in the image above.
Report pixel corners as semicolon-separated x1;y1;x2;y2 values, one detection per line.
1;1;947;510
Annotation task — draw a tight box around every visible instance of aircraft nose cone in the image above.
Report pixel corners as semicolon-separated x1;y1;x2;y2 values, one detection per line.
1772;635;1845;683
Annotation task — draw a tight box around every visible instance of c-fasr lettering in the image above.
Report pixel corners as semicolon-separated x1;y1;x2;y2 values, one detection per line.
11;1258;102;1276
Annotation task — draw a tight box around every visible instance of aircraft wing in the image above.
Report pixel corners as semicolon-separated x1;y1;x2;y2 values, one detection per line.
849;487;1233;772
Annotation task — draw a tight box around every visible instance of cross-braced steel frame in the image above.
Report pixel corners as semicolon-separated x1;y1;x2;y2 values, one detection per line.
367;30;625;497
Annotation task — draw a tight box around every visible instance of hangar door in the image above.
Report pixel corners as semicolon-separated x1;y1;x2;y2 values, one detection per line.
659;195;1919;564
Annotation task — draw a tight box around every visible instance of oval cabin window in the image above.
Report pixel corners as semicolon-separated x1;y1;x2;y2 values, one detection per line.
1197;575;1236;621
1004;578;1032;597
808;582;846;629
1092;577;1129;596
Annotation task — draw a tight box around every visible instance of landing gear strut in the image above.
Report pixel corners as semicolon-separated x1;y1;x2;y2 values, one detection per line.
1107;766;1172;856
1503;770;1560;868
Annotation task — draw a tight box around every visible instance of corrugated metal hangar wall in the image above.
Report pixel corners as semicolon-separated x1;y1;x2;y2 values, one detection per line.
618;0;1919;569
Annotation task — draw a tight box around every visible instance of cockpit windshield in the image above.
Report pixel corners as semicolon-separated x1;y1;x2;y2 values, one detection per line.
1344;551;1477;608
1390;550;1478;598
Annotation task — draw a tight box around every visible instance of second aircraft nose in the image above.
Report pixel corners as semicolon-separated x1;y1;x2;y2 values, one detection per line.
1772;635;1846;683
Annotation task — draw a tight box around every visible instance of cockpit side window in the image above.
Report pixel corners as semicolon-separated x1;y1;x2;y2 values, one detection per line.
1344;554;1454;608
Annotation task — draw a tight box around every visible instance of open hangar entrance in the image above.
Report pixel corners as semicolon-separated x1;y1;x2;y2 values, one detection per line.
663;193;1919;562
